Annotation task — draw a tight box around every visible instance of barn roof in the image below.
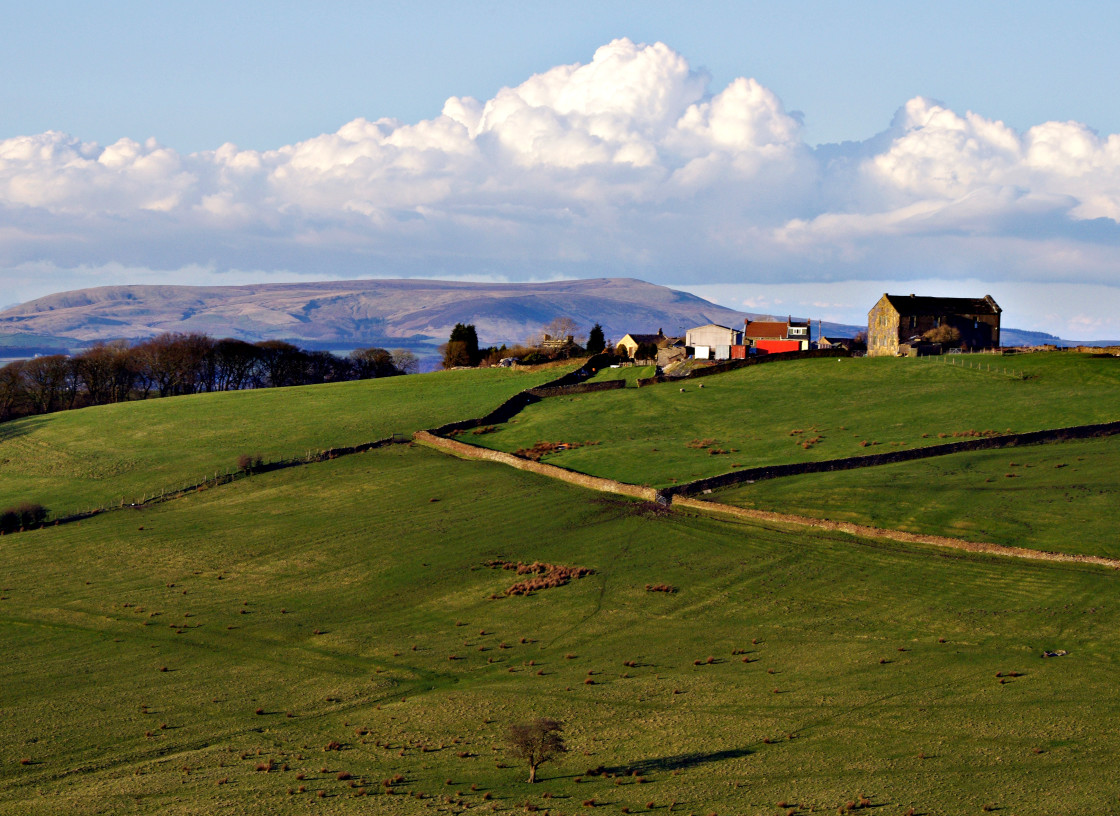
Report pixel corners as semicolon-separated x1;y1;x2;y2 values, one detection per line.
881;294;1000;316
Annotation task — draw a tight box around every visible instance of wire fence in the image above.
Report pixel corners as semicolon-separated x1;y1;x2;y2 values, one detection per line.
919;350;1032;380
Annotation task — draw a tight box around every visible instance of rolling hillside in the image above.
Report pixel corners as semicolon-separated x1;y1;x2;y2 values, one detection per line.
2;353;1118;814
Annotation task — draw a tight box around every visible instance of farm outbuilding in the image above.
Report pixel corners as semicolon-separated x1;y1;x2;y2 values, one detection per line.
867;294;1001;356
685;324;742;359
742;318;810;352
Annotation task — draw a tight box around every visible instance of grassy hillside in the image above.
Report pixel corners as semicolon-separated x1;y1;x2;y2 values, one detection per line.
712;434;1120;559
586;365;656;386
3;445;1120;815
467;353;1120;487
0;366;566;515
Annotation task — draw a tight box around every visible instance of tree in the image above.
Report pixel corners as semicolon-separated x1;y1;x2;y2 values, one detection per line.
442;323;480;368
586;323;606;354
390;349;419;374
254;340;304;388
923;324;962;345
350;347;397;378
506;718;566;783
0;361;27;421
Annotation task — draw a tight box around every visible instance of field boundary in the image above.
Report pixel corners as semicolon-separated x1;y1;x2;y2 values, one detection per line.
662;419;1120;497
5;358;613;535
636;348;850;386
38;435;410;527
671;495;1120;569
413;430;659;501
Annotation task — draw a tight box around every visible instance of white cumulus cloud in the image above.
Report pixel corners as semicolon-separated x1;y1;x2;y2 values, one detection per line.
1;37;1119;336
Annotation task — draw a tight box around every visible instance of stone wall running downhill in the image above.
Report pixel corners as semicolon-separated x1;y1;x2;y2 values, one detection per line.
660;419;1120;498
637;348;849;386
429;353;617;436
413;430;660;502
527;380;626;398
671;495;1120;570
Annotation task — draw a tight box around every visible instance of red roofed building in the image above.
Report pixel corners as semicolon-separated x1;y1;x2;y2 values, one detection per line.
740;318;810;354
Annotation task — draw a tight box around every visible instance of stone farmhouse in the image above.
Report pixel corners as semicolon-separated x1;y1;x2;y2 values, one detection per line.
868;294;1001;356
616;329;669;359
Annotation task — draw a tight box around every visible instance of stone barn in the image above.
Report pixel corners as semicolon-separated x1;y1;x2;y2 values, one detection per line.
867;294;1001;356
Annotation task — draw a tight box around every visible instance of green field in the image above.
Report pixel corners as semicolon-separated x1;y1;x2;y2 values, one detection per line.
586;365;656;386
467;354;1120;487
4;445;1120;815
711;434;1120;559
3;353;1119;814
0;366;565;515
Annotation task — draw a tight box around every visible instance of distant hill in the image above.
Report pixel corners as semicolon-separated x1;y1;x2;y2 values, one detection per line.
0;278;859;350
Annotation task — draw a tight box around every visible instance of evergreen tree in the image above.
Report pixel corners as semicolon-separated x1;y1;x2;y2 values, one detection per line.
586;323;606;354
443;323;481;367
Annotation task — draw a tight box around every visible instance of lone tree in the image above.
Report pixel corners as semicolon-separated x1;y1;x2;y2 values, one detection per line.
507;718;566;783
586;323;606;354
442;323;481;368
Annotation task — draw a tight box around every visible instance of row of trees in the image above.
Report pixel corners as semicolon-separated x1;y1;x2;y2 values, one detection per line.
440;319;607;369
0;334;419;422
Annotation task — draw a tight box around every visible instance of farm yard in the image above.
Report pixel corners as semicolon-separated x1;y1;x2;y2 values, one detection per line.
1;351;1118;815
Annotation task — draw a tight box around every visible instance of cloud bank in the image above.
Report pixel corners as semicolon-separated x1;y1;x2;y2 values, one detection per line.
2;39;1119;334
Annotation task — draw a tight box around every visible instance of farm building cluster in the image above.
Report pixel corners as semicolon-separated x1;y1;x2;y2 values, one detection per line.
615;294;1002;363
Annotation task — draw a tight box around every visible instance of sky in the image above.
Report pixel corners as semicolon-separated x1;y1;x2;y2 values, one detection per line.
2;0;1120;339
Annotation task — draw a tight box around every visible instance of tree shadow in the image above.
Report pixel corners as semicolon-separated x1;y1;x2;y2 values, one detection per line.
0;415;45;443
596;747;753;776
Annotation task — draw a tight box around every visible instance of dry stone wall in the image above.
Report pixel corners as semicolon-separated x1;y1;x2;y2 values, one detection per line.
672;496;1120;569
413;431;659;501
661;420;1120;498
637;348;849;386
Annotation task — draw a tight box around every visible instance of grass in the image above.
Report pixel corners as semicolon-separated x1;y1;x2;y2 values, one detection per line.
711;434;1120;559
3;355;1120;814
2;443;1120;814
0;365;567;515
585;365;656;386
466;353;1120;487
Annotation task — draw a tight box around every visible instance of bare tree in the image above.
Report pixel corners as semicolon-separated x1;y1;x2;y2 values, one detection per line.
506;718;566;783
541;317;584;346
390;349;419;374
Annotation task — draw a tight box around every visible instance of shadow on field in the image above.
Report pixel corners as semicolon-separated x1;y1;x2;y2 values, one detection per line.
598;747;752;775
0;416;44;443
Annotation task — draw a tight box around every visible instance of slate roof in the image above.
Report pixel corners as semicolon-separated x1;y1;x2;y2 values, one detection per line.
881;294;1000;316
624;333;664;345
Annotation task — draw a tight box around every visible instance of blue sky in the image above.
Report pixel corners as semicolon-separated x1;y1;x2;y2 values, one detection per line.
3;1;1120;338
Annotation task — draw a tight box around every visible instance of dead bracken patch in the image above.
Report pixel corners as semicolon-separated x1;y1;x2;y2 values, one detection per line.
485;560;595;596
645;583;678;593
515;440;597;461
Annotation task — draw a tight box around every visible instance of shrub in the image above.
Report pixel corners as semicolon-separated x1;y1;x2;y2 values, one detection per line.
236;453;264;472
0;502;47;533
